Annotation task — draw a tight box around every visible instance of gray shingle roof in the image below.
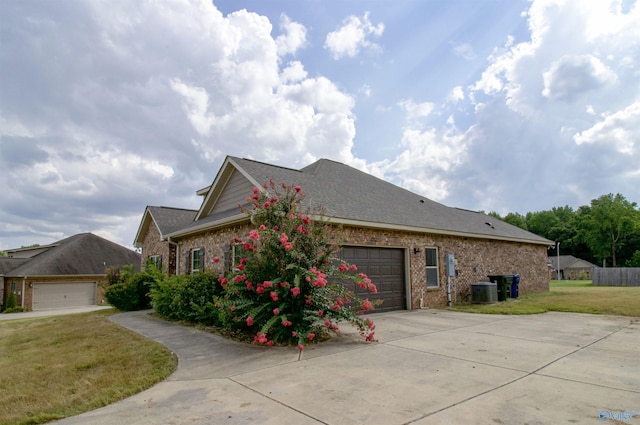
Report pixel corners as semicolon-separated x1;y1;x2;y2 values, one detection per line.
147;206;197;236
4;233;141;277
549;255;598;270
0;258;29;274
224;157;552;244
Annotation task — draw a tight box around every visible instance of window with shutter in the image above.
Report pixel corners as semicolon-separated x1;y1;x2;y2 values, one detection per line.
191;248;204;273
148;255;162;270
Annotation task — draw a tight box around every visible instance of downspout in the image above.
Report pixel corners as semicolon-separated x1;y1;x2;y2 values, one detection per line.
168;237;179;275
21;277;26;309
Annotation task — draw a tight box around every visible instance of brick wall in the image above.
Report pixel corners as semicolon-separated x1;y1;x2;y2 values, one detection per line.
140;222;172;273
337;226;549;308
167;222;549;309
179;223;252;275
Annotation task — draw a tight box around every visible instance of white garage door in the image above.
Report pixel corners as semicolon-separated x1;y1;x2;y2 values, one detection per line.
32;283;96;310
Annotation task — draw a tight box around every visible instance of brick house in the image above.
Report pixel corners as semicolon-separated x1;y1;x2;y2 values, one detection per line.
134;156;553;309
549;255;598;280
1;233;140;311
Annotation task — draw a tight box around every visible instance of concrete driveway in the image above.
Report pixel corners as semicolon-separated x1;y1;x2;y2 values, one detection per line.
53;309;639;425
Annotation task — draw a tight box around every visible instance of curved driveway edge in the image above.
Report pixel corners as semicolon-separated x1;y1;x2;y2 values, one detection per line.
53;309;640;425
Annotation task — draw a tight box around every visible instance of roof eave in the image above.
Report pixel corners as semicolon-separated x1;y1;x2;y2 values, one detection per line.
133;208;156;248
326;217;554;246
3;274;108;279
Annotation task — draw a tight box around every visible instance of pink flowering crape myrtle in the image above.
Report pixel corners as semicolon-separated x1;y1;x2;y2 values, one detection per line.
212;181;378;350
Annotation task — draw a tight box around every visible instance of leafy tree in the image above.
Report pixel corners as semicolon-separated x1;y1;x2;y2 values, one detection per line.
503;212;527;230
578;194;640;267
625;251;640;267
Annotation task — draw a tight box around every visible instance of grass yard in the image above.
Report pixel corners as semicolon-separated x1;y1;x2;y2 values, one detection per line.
452;280;640;317
0;310;177;425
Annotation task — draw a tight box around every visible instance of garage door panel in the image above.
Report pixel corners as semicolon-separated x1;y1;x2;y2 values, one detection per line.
33;283;96;310
339;247;406;312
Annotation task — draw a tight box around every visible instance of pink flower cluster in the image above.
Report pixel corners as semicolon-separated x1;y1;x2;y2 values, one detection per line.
307;267;327;287
279;233;292;251
338;262;358;272
357;273;377;293
253;332;274;346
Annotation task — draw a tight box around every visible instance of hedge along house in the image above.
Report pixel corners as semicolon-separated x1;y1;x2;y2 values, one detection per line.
134;156;553;310
1;233;141;311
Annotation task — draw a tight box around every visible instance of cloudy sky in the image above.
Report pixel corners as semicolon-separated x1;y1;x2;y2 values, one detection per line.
1;0;639;251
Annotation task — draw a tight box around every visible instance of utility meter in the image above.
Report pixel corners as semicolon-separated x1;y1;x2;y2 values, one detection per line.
446;253;456;277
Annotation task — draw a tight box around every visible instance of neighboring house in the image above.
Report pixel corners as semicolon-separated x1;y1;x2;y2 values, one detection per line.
549;255;598;280
1;233;140;311
135;156;553;310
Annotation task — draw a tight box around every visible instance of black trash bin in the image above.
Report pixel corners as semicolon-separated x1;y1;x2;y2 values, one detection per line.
511;274;520;298
488;275;512;301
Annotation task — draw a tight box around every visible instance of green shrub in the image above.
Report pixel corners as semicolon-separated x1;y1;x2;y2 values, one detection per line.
4;291;17;311
105;268;159;311
151;274;184;320
2;292;23;314
104;282;139;311
151;272;224;325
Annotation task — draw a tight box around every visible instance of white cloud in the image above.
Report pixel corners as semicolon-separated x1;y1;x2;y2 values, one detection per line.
382;124;468;201
574;101;640;154
324;12;384;60
542;54;617;102
280;61;308;83
276;14;307;57
451;42;476;60
449;86;465;103
398;100;435;120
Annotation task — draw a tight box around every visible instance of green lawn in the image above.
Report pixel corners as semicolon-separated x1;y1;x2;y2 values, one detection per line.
452;280;640;317
0;310;177;425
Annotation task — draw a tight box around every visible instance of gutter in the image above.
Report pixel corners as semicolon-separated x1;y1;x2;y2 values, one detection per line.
319;216;554;246
166;213;249;239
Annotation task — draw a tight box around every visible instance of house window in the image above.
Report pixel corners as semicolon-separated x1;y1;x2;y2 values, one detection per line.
426;247;439;288
148;255;162;270
232;244;249;270
190;248;204;274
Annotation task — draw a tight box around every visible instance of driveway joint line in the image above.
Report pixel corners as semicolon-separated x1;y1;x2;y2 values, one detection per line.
403;320;635;424
533;372;640;394
227;377;328;424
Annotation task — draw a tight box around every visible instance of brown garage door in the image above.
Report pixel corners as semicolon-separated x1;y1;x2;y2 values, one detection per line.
32;282;96;310
340;246;406;312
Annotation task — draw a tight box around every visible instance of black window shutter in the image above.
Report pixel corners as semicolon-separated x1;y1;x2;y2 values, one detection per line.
186;251;191;275
199;248;205;271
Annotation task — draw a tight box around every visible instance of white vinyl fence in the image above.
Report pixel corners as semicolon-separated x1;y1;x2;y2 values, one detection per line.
592;268;640;286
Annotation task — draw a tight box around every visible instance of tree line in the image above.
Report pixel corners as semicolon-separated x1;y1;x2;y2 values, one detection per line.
489;193;640;267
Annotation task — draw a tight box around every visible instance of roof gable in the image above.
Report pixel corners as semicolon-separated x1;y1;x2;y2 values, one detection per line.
6;233;141;277
134;206;197;247
195;157;302;221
